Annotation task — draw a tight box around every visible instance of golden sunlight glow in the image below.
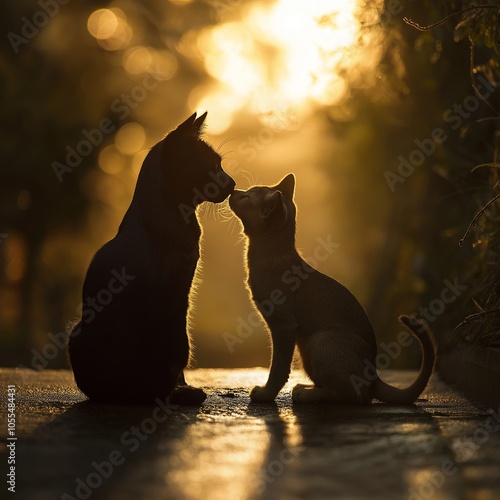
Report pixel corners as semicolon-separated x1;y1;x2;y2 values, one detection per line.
407;468;448;500
166;420;270;499
98;145;127;175
123;46;179;78
115;122;146;156
87;9;118;40
192;0;383;134
87;8;132;51
123;46;153;74
132;150;149;176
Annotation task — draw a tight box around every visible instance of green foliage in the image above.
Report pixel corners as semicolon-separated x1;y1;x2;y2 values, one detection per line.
387;0;500;349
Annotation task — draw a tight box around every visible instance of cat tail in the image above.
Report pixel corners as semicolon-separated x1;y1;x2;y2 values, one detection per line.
372;315;436;404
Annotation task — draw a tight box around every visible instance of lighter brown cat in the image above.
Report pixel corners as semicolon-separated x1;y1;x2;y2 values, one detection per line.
229;174;435;403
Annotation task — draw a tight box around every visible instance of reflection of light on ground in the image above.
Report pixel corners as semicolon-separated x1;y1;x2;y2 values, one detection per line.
164;369;307;500
407;468;450;500
192;0;383;134
167;421;268;499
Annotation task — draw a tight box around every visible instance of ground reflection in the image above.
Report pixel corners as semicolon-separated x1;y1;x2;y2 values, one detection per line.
166;418;269;499
159;369;305;499
155;369;441;499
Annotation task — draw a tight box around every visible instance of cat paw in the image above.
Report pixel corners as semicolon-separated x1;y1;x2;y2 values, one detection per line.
292;384;340;403
170;386;207;406
250;386;276;402
293;383;308;390
292;384;314;403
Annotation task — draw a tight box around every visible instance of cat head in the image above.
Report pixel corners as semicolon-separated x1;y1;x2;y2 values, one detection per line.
135;112;235;216
229;174;296;237
163;112;235;205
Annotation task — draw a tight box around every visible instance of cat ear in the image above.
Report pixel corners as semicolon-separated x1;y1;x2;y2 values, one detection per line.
262;191;281;218
176;112;197;133
175;111;207;137
274;173;295;200
192;111;208;136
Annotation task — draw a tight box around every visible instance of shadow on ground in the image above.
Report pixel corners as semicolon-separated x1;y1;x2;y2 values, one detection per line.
1;368;499;500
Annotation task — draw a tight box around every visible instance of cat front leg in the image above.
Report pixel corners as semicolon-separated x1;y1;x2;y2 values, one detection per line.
251;326;297;402
171;369;206;405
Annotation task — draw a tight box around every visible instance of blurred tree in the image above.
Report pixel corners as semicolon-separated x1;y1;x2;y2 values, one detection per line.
1;12;93;351
0;0;223;366
330;0;500;357
308;0;499;368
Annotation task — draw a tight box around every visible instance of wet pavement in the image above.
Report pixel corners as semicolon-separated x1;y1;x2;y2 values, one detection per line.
1;368;499;500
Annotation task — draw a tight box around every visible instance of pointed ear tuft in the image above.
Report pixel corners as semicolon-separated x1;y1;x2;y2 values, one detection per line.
193;111;208;136
176;112;197;134
273;173;295;200
174;112;207;137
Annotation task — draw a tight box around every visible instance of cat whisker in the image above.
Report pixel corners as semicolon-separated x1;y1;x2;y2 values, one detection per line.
198;198;234;223
217;137;237;155
220;150;236;160
215;201;242;237
240;169;259;188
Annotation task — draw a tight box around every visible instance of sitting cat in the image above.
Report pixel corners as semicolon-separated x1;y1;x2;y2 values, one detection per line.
68;112;235;404
229;174;435;404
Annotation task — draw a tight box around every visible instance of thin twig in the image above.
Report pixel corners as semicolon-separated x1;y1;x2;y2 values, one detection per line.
456;306;500;329
459;192;500;246
476;117;500;123
403;5;499;32
471;162;500;173
469;38;500;115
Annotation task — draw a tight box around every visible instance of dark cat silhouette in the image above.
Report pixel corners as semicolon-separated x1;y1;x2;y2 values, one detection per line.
229;174;435;404
68;112;235;404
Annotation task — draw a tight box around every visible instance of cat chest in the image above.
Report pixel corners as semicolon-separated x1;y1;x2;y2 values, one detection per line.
150;247;199;291
248;274;291;310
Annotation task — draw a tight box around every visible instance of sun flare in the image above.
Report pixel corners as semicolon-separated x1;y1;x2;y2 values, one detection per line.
191;0;383;134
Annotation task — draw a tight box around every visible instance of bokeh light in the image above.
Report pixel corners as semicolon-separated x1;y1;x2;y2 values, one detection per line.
98;145;127;175
123;46;178;78
87;8;132;51
191;0;383;134
115;122;146;156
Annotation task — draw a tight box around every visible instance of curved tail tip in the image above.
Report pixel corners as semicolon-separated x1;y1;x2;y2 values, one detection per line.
399;314;425;329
